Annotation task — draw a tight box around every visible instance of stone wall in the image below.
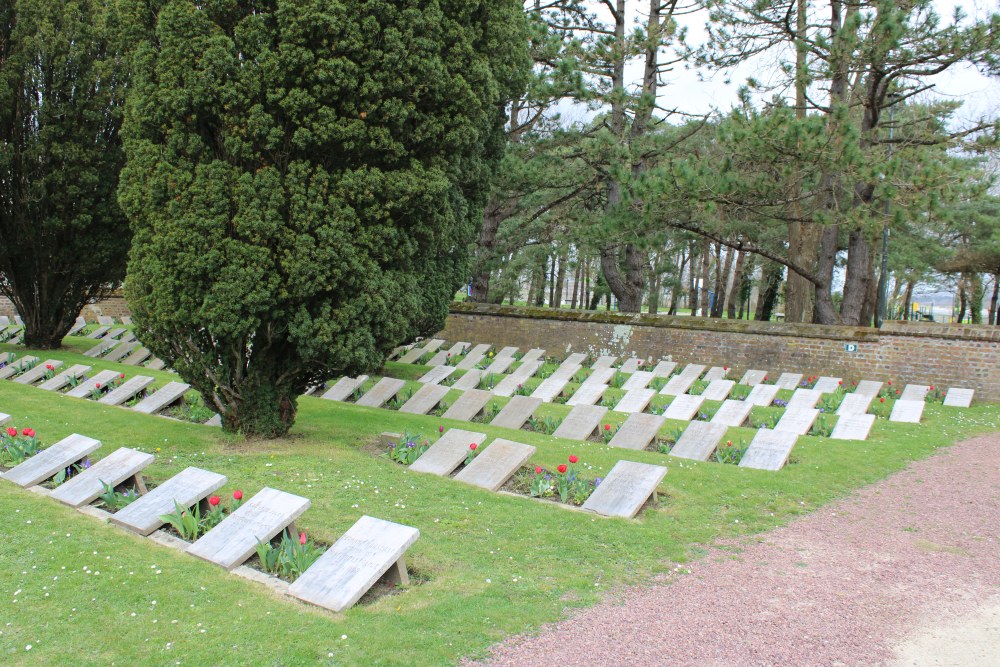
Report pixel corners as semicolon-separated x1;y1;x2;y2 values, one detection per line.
439;302;1000;402
0;291;133;322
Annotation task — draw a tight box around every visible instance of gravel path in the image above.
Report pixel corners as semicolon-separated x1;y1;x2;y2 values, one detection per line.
473;433;1000;666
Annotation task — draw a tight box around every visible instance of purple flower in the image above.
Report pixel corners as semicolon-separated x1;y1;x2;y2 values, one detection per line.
593;477;603;486
82;458;92;469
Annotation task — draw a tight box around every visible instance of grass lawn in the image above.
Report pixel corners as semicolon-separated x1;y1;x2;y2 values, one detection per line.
1;339;998;666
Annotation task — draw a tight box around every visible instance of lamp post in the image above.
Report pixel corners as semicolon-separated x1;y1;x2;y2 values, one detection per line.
875;97;898;327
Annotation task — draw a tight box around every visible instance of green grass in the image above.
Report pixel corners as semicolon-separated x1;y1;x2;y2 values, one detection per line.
1;340;998;665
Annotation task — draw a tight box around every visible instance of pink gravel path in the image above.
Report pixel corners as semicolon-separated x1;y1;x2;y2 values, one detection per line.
474;433;1000;666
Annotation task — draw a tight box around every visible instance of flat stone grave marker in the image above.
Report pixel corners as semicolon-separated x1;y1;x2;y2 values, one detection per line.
493;360;541;397
774;373;803;390
739;370;768;386
608;412;665;450
585;367;615;386
837;393;873;416
146;358;167;371
121;332;137;344
581;460;667;519
132;381;191;415
0;352;10;364
0;315;8;326
745;383;780;407
85;326;110;339
398;339;443;364
409;428;487;476
83;339;117;358
121;316;132;326
591;355;617;370
613;388;656;414
98;375;155;406
563;352;587;367
521;348;545;363
45;365;77;390
662;394;705;421
355;377;406;408
0;412;9;425
483;356;515;375
566;380;607;407
13;315;22;326
417;365;457;385
813;376;842;394
491;396;542;430
531;365;580;402
619;358;642;374
552;404;608;440
13;359;63;385
0;355;38;380
899;384;930;402
49;447;155;508
399;384;450;415
454;438;536;491
104;341;139;363
426;351;449;366
854;380;883;398
943;388;974;408
830;413;876;440
97;316;115;326
786;388;823;411
1;434;101;487
651;360;677;377
67;318;87;336
456;344;491;370
65;370;119;398
702;379;735;402
442;388;494;421
452;370;483;391
121;347;152;366
739;429;799;471
702;366;729;382
106;327;127;340
7;331;22;345
321;375;369;401
889;399;924;423
670;421;728;461
622;371;655;392
494;346;519;359
288;516;419;613
710;400;753;427
111;467;227;535
205;414;222;427
774;407;819;435
187;487;311;570
660;365;705;395
444;342;469;359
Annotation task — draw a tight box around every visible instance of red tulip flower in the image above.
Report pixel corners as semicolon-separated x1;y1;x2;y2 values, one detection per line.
880;397;885;403
233;490;243;501
45;364;53;370
726;440;732;447
22;428;34;437
95;383;101;389
568;455;578;464
604;424;611;431
723;366;728;371
557;464;567;474
535;466;543;474
299;532;307;545
929;385;935;391
469;443;477;451
887;381;892;386
208;495;220;506
120;373;125;379
6;427;16;437
438;425;444;433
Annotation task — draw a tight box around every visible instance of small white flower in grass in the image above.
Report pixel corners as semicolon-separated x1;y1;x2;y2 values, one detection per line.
25;645;31;651
341;635;347;640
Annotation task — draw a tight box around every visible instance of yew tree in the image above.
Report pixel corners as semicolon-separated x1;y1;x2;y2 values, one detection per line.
119;0;529;437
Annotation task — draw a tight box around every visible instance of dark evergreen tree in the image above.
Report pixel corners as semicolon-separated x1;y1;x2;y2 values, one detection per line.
119;0;529;436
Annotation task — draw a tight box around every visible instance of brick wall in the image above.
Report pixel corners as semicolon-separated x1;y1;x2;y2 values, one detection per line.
0;291;132;322
439;303;1000;402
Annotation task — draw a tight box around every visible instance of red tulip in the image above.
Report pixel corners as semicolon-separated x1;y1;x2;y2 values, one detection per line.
95;383;101;389
6;427;16;437
120;373;125;379
299;532;307;545
438;425;444;433
726;440;732;447
723;366;728;371
887;381;892;386
535;466;543;474
22;428;34;437
233;490;243;500
45;364;53;370
838;380;843;385
568;455;578;464
208;495;220;506
557;464;567;474
763;375;768;381
603;424;611;431
880;397;885;403
929;385;935;391
469;443;477;451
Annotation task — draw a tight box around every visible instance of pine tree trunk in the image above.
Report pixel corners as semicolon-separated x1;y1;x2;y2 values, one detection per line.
755;262;784;321
840;230;872;326
813;226;841;324
902;280;915;320
989;274;999;325
713;244;734;318
727;249;745;319
699;239;712;316
600;244;645;312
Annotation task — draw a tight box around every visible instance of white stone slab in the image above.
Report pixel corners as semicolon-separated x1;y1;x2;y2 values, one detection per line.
786;388;823;411
613;388;656;414
454;438;536;491
398;339;440;364
608;413;665;450
399;384;450;415
490;396;542;430
581;460;667;518
121;347;152;366
943;388;974;408
104;341;139;362
774;373;803;390
669;421;728;461
482;355;515;375
49;447;154;508
899;384;930;402
417;365;457;385
622;371;655;392
321;375;369;401
563;352;587;367
452;370;484;391
83;339;117;357
65;370;119;398
0;315;9;326
86;325;110;339
98;375;155;406
13;359;63;385
37;364;90;392
355;377;406;408
702;379;735;402
584;367;615;386
288;516;419;612
854;380;883;398
813;376;842;394
651;360;677;377
531;364;580;402
409;429;487;476
97;316;115;326
0;355;38;380
830;413;876;441
618;358;642;374
662;394;705;421
744;383;780;407
1;434;101;488
456;343;491;370
739;429;799;471
566;381;607;407
187;487;311;570
441;389;494;421
774;408;820;435
105;328;127;340
146;358;167;371
521;349;545;363
660;365;705;396
121;316;133;326
710;400;753;427
0;412;9;426
739;370;767;386
702;366;728;382
110;467;227;535
426;351;449;366
837;392;873;416
494;346;518;359
591;355;617;370
889;399;924;423
205;414;222;427
493;360;541;397
552;404;608;440
132;381;191;415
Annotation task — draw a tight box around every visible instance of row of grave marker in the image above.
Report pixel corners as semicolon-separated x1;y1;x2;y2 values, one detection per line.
0;428;418;613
